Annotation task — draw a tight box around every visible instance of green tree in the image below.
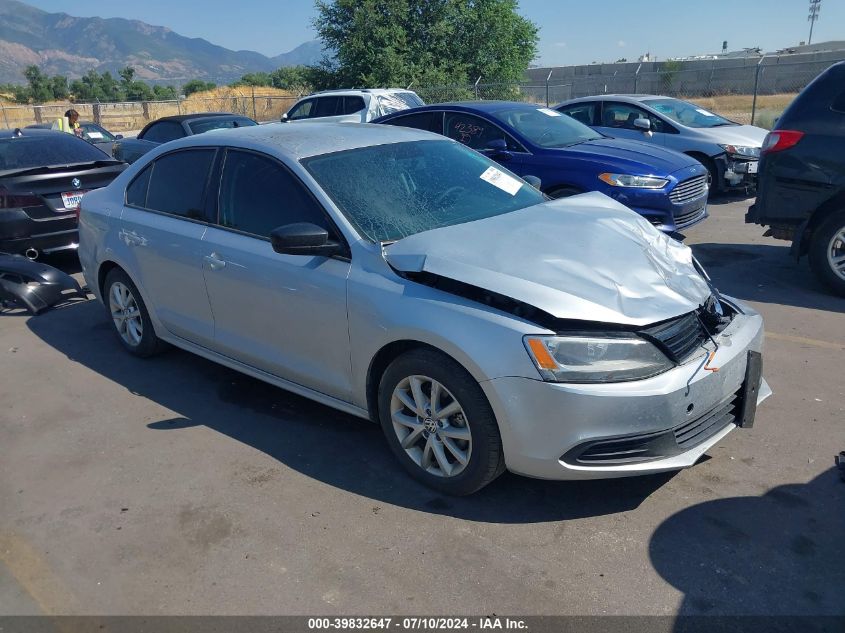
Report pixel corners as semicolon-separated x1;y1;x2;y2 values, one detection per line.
182;79;216;96
232;72;272;87
23;65;53;103
152;85;178;100
269;65;312;92
312;0;538;89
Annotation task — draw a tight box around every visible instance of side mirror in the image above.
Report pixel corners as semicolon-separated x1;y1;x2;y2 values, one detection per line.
270;223;343;257
484;138;512;161
281;113;289;122
523;175;542;190
633;117;651;132
115;134;124;140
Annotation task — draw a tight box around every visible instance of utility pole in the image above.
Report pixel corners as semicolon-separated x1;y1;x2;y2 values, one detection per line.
808;0;821;45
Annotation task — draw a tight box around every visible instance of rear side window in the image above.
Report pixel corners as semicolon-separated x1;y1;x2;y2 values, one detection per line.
832;89;845;114
559;103;597;126
145;149;215;219
381;111;443;134
315;96;342;117
218;150;329;238
343;96;366;114
0;134;110;170
141;121;186;143
126;165;152;207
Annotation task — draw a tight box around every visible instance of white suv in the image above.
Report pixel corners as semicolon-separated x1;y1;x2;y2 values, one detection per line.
282;88;424;123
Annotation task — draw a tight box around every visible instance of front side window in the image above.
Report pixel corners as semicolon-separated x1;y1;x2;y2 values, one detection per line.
303;140;545;243
288;99;315;120
145;149;215;219
141;121;186;143
642;98;734;128
601;102;668;133
218;150;329;238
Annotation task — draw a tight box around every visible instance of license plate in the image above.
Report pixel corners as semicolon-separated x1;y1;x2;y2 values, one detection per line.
747;161;758;174
61;190;88;210
736;351;763;428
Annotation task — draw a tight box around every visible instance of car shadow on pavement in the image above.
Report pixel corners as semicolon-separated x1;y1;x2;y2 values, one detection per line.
649;467;845;619
28;299;675;524
690;242;845;313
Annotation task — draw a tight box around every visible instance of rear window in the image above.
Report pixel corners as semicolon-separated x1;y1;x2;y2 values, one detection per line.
0;133;111;171
187;117;257;135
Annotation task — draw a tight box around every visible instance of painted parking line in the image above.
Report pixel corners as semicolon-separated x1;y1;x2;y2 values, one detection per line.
765;331;845;351
0;531;78;615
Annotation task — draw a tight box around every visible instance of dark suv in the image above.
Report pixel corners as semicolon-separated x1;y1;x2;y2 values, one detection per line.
747;61;845;296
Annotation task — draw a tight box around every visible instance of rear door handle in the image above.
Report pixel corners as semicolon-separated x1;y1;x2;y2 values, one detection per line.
203;253;227;270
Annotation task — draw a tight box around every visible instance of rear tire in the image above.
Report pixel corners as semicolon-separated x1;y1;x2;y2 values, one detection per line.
377;348;505;495
103;268;167;357
808;209;845;297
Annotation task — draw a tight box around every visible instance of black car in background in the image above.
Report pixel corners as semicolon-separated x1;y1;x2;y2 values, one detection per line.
747;61;845;296
0;129;126;258
26;121;123;156
113;112;258;163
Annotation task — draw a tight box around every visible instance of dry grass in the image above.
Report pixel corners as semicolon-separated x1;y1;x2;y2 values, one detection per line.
686;93;797;127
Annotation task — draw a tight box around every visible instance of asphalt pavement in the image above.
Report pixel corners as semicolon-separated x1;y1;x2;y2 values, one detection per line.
0;196;843;617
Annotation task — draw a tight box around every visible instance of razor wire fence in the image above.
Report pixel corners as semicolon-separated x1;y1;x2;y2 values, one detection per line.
416;54;845;128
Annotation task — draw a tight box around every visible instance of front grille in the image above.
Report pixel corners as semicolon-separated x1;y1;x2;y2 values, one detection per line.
640;312;709;363
670;175;708;204
564;392;740;466
673;205;707;229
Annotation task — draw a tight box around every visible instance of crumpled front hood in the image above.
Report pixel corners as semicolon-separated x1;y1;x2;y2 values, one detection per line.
384;192;712;327
697;124;769;147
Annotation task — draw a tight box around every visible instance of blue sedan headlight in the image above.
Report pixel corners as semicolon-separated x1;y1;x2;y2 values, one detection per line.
598;173;670;189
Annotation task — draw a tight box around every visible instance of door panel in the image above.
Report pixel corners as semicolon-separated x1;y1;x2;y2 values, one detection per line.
201;229;352;399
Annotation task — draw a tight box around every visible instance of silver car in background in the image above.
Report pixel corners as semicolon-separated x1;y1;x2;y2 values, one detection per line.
78;122;771;495
556;95;769;193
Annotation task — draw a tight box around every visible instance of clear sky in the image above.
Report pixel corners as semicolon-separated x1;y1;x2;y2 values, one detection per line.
21;0;845;65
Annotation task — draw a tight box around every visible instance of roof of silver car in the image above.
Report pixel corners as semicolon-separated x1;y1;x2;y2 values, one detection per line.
170;121;441;160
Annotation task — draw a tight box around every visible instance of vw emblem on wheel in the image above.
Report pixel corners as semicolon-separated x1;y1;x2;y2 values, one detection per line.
72;178;82;189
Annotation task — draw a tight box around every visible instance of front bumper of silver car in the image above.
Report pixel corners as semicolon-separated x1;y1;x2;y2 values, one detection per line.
482;300;771;480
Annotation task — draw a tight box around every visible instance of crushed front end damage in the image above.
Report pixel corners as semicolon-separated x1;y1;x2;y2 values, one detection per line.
0;253;87;315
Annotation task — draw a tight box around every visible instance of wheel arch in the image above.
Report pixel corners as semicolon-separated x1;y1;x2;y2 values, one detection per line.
365;339;482;424
796;191;845;256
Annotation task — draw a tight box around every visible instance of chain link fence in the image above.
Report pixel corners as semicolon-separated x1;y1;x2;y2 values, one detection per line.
0;94;300;134
416;55;845;128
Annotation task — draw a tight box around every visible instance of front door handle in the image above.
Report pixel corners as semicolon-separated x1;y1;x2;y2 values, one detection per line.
203;253;227;270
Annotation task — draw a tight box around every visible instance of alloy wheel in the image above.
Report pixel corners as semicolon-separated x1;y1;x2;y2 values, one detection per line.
827;227;845;282
390;375;472;478
109;281;143;347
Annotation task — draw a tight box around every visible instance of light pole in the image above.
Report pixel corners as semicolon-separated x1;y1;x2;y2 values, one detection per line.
808;0;821;45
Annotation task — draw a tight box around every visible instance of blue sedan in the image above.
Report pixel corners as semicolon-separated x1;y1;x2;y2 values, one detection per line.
374;102;709;234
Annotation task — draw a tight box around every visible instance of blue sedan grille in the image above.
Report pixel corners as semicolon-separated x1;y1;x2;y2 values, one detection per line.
669;175;708;204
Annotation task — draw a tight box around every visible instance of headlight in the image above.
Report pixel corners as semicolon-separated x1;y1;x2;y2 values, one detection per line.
598;173;669;189
524;335;674;383
719;144;760;158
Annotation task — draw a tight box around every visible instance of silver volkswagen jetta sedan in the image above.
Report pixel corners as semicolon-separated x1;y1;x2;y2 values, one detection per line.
78;122;771;495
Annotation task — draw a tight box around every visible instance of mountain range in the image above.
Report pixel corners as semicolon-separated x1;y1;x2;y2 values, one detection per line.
0;0;324;85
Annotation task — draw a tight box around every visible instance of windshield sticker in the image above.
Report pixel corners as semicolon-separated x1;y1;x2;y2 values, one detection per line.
538;108;563;117
695;108;715;116
479;166;523;195
86;132;104;139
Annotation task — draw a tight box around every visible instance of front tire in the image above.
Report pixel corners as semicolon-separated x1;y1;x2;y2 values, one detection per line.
103;268;167;357
377;349;505;495
808;209;845;297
